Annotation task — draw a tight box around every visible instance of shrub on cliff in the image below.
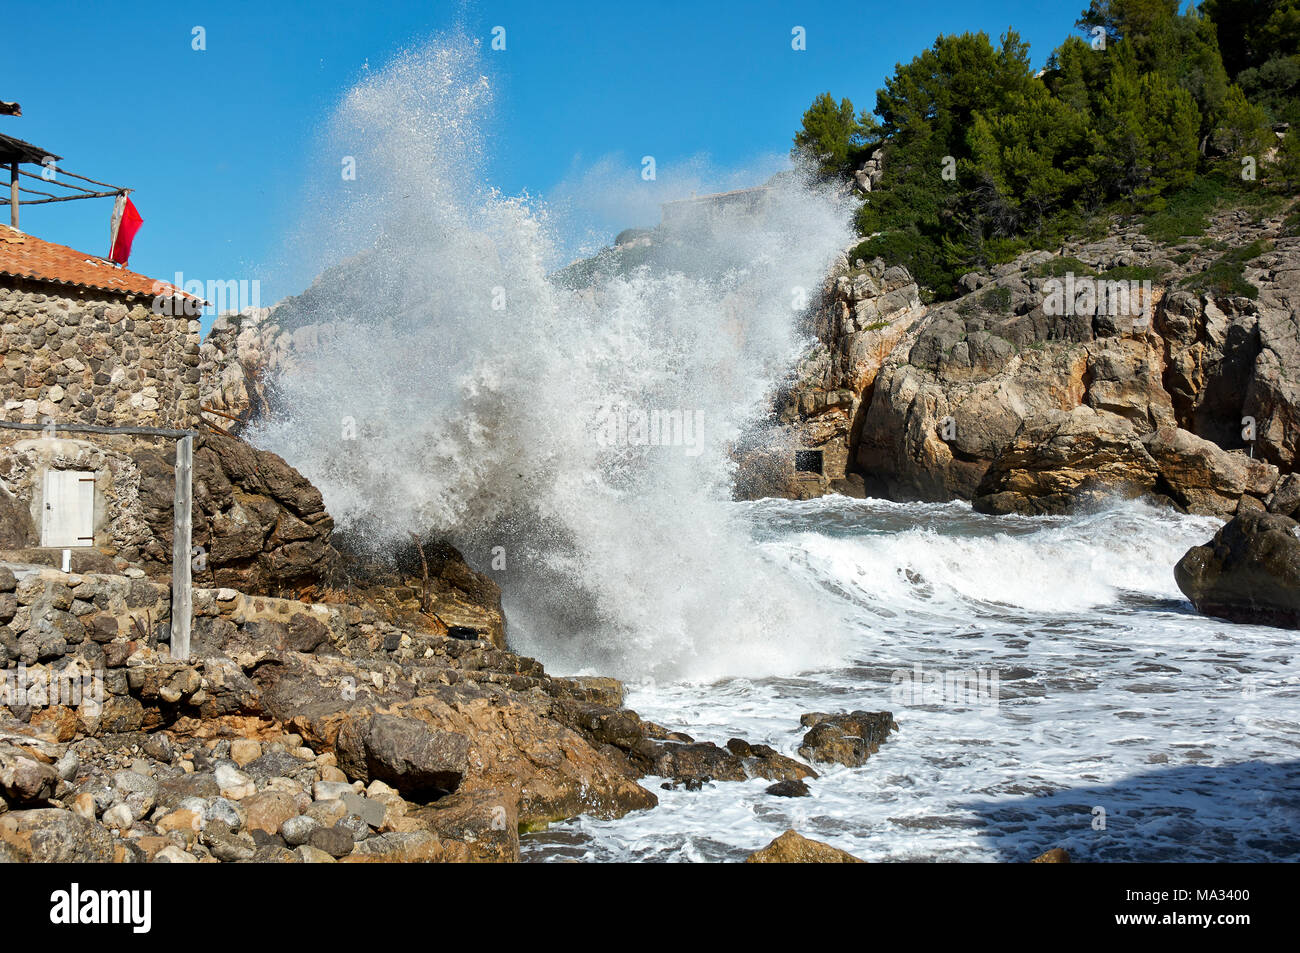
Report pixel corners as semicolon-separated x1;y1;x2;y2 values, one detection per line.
801;1;1298;300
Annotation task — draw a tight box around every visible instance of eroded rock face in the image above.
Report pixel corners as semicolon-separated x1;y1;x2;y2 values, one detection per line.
744;210;1300;518
973;411;1280;517
125;434;336;595
734;255;925;500
1175;510;1300;628
973;408;1160;516
1141;427;1278;516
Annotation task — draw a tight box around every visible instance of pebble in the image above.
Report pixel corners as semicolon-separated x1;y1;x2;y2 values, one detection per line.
214;764;256;800
294;845;337;863
143;734;174;763
307;825;354;858
313;780;353;801
336;813;371;841
279;814;320;847
365;779;397;799
157;809;202;834
229;739;261;767
305;799;348;827
71;792;97;820
103;803;134;830
54;749;79;781
204;796;244;831
154;845;198;863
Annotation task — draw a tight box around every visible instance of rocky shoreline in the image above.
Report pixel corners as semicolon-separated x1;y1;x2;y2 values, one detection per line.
732;203;1300;629
0;436;903;862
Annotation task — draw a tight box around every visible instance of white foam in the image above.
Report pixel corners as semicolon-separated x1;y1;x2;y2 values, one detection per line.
251;34;857;682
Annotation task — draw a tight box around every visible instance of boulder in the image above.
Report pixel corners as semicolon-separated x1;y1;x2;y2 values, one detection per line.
744;830;863;863
974;407;1160;515
1031;847;1071;863
797;711;897;767
1175;510;1300;628
0;809;117;862
1141;426;1278;517
334;713;470;800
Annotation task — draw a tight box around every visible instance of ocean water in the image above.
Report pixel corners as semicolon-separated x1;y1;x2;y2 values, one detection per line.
521;497;1300;863
246;37;1300;863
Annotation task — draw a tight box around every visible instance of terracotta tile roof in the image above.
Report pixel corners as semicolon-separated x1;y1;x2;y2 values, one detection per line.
0;225;201;301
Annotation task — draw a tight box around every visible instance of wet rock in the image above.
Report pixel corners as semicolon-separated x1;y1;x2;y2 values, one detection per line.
1175;510;1300;628
765;779;810;798
639;741;748;784
744;830;863;863
724;738;818;782
1031;847;1071;863
973;407;1160;515
797;711;898;767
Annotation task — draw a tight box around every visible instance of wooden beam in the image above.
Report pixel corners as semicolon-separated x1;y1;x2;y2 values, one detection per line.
18;168;107;193
0;190;119;206
200;403;243;423
9;161;17;228
200;418;235;438
170;435;193;661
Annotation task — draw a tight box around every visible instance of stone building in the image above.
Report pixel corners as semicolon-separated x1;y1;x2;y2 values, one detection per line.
0;224;200;559
0;225;201;429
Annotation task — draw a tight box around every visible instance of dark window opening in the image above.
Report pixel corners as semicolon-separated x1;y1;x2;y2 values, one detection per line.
794;450;824;475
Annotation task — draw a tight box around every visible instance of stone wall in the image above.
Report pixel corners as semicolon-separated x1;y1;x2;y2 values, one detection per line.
0;281;200;431
0;432;339;597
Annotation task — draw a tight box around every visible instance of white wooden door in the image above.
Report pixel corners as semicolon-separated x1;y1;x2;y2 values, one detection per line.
41;470;95;547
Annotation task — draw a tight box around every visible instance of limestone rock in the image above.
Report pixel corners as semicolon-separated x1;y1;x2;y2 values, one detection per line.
797;711;897;767
1175;510;1300;628
744;830;863;863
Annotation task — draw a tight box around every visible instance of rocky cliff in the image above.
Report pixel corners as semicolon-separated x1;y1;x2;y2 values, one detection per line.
746;205;1300;519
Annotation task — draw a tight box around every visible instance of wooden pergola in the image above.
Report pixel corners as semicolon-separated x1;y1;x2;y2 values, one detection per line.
0;131;128;232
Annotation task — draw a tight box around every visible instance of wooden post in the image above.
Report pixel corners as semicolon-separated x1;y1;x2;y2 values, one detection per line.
9;161;18;229
170;435;193;661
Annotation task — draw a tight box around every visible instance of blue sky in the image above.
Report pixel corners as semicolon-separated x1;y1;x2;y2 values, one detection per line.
8;0;1086;316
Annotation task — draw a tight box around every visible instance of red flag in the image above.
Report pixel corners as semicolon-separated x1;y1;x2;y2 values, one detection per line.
109;196;143;265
